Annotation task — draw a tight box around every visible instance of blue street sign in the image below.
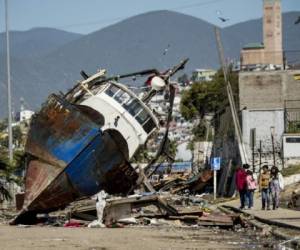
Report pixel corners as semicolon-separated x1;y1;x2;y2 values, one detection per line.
211;157;221;171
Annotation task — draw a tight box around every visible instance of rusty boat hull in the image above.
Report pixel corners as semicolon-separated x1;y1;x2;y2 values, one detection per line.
13;94;137;224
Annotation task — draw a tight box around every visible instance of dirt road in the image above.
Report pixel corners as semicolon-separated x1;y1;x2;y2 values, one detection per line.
0;224;279;250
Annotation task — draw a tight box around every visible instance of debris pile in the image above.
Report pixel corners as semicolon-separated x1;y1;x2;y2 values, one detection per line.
152;170;213;194
37;191;235;229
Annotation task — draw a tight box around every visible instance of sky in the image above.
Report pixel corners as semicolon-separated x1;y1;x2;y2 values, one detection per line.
0;0;299;34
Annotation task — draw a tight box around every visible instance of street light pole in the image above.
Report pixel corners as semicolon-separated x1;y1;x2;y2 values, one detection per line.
5;0;13;162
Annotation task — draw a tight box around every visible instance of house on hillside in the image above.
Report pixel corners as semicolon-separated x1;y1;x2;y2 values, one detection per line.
191;69;216;83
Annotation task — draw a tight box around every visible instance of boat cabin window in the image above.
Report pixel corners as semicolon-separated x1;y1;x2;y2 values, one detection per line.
136;110;150;124
105;85;119;97
123;99;142;117
105;84;131;105
142;118;156;133
114;90;131;104
105;84;156;134
136;110;156;133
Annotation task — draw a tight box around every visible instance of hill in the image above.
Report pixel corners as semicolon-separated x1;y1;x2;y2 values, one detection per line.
0;10;299;117
0;28;82;58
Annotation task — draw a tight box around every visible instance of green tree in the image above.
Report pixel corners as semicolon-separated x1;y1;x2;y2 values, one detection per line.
0;125;23;148
180;67;239;145
180;68;238;121
167;139;177;159
0;119;8;132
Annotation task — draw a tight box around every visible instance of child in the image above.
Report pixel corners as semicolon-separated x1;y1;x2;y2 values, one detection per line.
246;170;257;209
259;165;271;210
270;166;284;210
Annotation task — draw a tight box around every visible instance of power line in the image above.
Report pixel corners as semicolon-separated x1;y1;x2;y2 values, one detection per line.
170;0;227;11
54;0;226;30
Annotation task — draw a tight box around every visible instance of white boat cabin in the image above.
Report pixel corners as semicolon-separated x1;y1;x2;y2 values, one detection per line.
79;81;159;159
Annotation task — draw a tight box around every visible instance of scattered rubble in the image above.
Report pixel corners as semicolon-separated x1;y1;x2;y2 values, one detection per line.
21;191;234;229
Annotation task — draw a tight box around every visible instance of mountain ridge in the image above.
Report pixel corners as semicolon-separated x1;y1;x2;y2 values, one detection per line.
0;10;299;118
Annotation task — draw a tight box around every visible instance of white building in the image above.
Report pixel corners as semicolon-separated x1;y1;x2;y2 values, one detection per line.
148;84;194;161
19;110;34;122
191;69;217;82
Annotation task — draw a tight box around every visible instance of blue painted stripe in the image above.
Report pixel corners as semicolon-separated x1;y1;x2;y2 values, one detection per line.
49;127;100;164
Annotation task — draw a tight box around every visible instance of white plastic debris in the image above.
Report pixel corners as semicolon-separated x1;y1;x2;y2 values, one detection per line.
88;190;107;228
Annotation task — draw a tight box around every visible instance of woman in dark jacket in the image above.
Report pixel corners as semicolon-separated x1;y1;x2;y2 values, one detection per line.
235;164;249;209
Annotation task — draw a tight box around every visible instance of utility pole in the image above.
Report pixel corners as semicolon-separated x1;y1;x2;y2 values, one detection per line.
259;140;262;171
250;128;256;172
5;0;13;162
214;26;248;165
270;127;276;167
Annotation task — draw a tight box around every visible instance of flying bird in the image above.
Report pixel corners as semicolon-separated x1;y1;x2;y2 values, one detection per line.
295;16;300;25
216;10;229;23
218;16;230;22
163;44;171;56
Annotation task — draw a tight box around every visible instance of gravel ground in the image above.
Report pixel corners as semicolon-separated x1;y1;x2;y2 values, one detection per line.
0;224;281;250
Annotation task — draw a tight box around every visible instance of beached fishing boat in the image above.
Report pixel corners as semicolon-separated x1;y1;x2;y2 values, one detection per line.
12;59;188;224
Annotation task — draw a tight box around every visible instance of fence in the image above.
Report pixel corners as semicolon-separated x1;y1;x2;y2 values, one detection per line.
284;100;300;133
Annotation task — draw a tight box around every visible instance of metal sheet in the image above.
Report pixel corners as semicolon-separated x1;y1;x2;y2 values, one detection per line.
22;160;62;208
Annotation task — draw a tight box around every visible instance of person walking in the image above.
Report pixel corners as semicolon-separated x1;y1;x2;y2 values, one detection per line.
270;166;284;210
259;165;271;210
235;164;249;209
246;170;257;209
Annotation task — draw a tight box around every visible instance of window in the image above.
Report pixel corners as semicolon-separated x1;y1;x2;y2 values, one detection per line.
105;85;119;97
105;84;156;134
143;118;156;133
114;90;130;104
123;99;142;116
105;84;132;105
286;137;300;143
136;110;150;125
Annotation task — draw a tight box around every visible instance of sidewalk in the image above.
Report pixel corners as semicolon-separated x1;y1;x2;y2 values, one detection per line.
221;193;300;230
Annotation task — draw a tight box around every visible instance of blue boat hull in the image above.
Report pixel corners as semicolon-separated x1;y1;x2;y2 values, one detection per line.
13;94;137;224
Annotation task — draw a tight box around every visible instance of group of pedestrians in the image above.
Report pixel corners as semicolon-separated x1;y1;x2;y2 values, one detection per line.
235;164;284;210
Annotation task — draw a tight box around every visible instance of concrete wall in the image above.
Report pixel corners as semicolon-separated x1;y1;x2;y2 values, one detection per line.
239;70;300;167
241;49;283;66
242;109;284;156
239;70;300;110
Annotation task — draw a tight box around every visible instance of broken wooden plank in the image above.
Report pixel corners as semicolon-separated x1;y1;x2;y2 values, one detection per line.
198;213;233;226
168;215;199;220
